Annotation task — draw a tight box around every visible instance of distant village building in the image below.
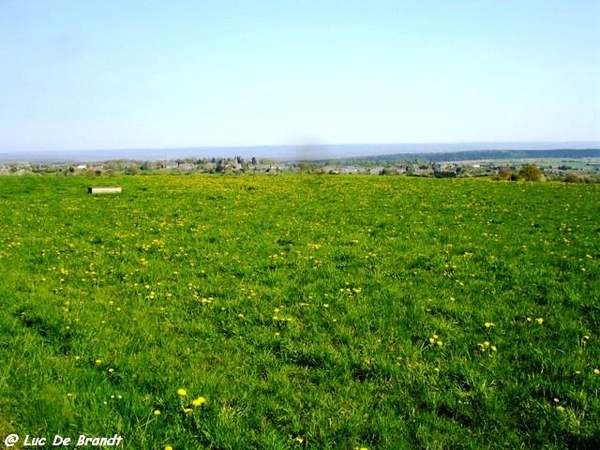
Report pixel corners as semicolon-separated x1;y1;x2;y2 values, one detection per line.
178;163;195;171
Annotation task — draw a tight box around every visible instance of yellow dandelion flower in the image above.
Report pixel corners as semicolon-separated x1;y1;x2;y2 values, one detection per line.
177;388;187;397
95;359;102;365
183;408;193;414
192;396;206;407
484;322;495;328
429;337;435;344
594;368;600;375
436;340;443;347
535;318;544;325
164;446;173;450
153;410;161;416
108;368;114;374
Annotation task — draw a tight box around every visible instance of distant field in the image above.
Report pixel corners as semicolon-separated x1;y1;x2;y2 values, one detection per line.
499;158;597;170
439;157;598;171
0;175;599;449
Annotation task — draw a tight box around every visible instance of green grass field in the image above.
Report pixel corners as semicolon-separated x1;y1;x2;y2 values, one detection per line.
0;175;599;449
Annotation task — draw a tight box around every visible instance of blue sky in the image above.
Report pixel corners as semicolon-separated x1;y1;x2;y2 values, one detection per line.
0;0;598;153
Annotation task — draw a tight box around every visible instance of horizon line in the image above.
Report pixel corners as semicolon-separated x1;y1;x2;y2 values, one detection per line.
2;139;600;156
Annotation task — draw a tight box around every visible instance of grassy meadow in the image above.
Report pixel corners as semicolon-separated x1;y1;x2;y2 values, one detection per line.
0;174;599;449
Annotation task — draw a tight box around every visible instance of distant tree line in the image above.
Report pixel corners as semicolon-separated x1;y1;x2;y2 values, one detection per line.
329;149;600;166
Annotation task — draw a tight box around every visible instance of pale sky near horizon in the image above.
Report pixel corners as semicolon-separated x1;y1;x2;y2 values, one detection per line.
0;0;598;153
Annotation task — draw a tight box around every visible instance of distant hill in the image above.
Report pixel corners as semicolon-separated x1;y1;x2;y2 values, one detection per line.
1;143;599;164
318;149;600;165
